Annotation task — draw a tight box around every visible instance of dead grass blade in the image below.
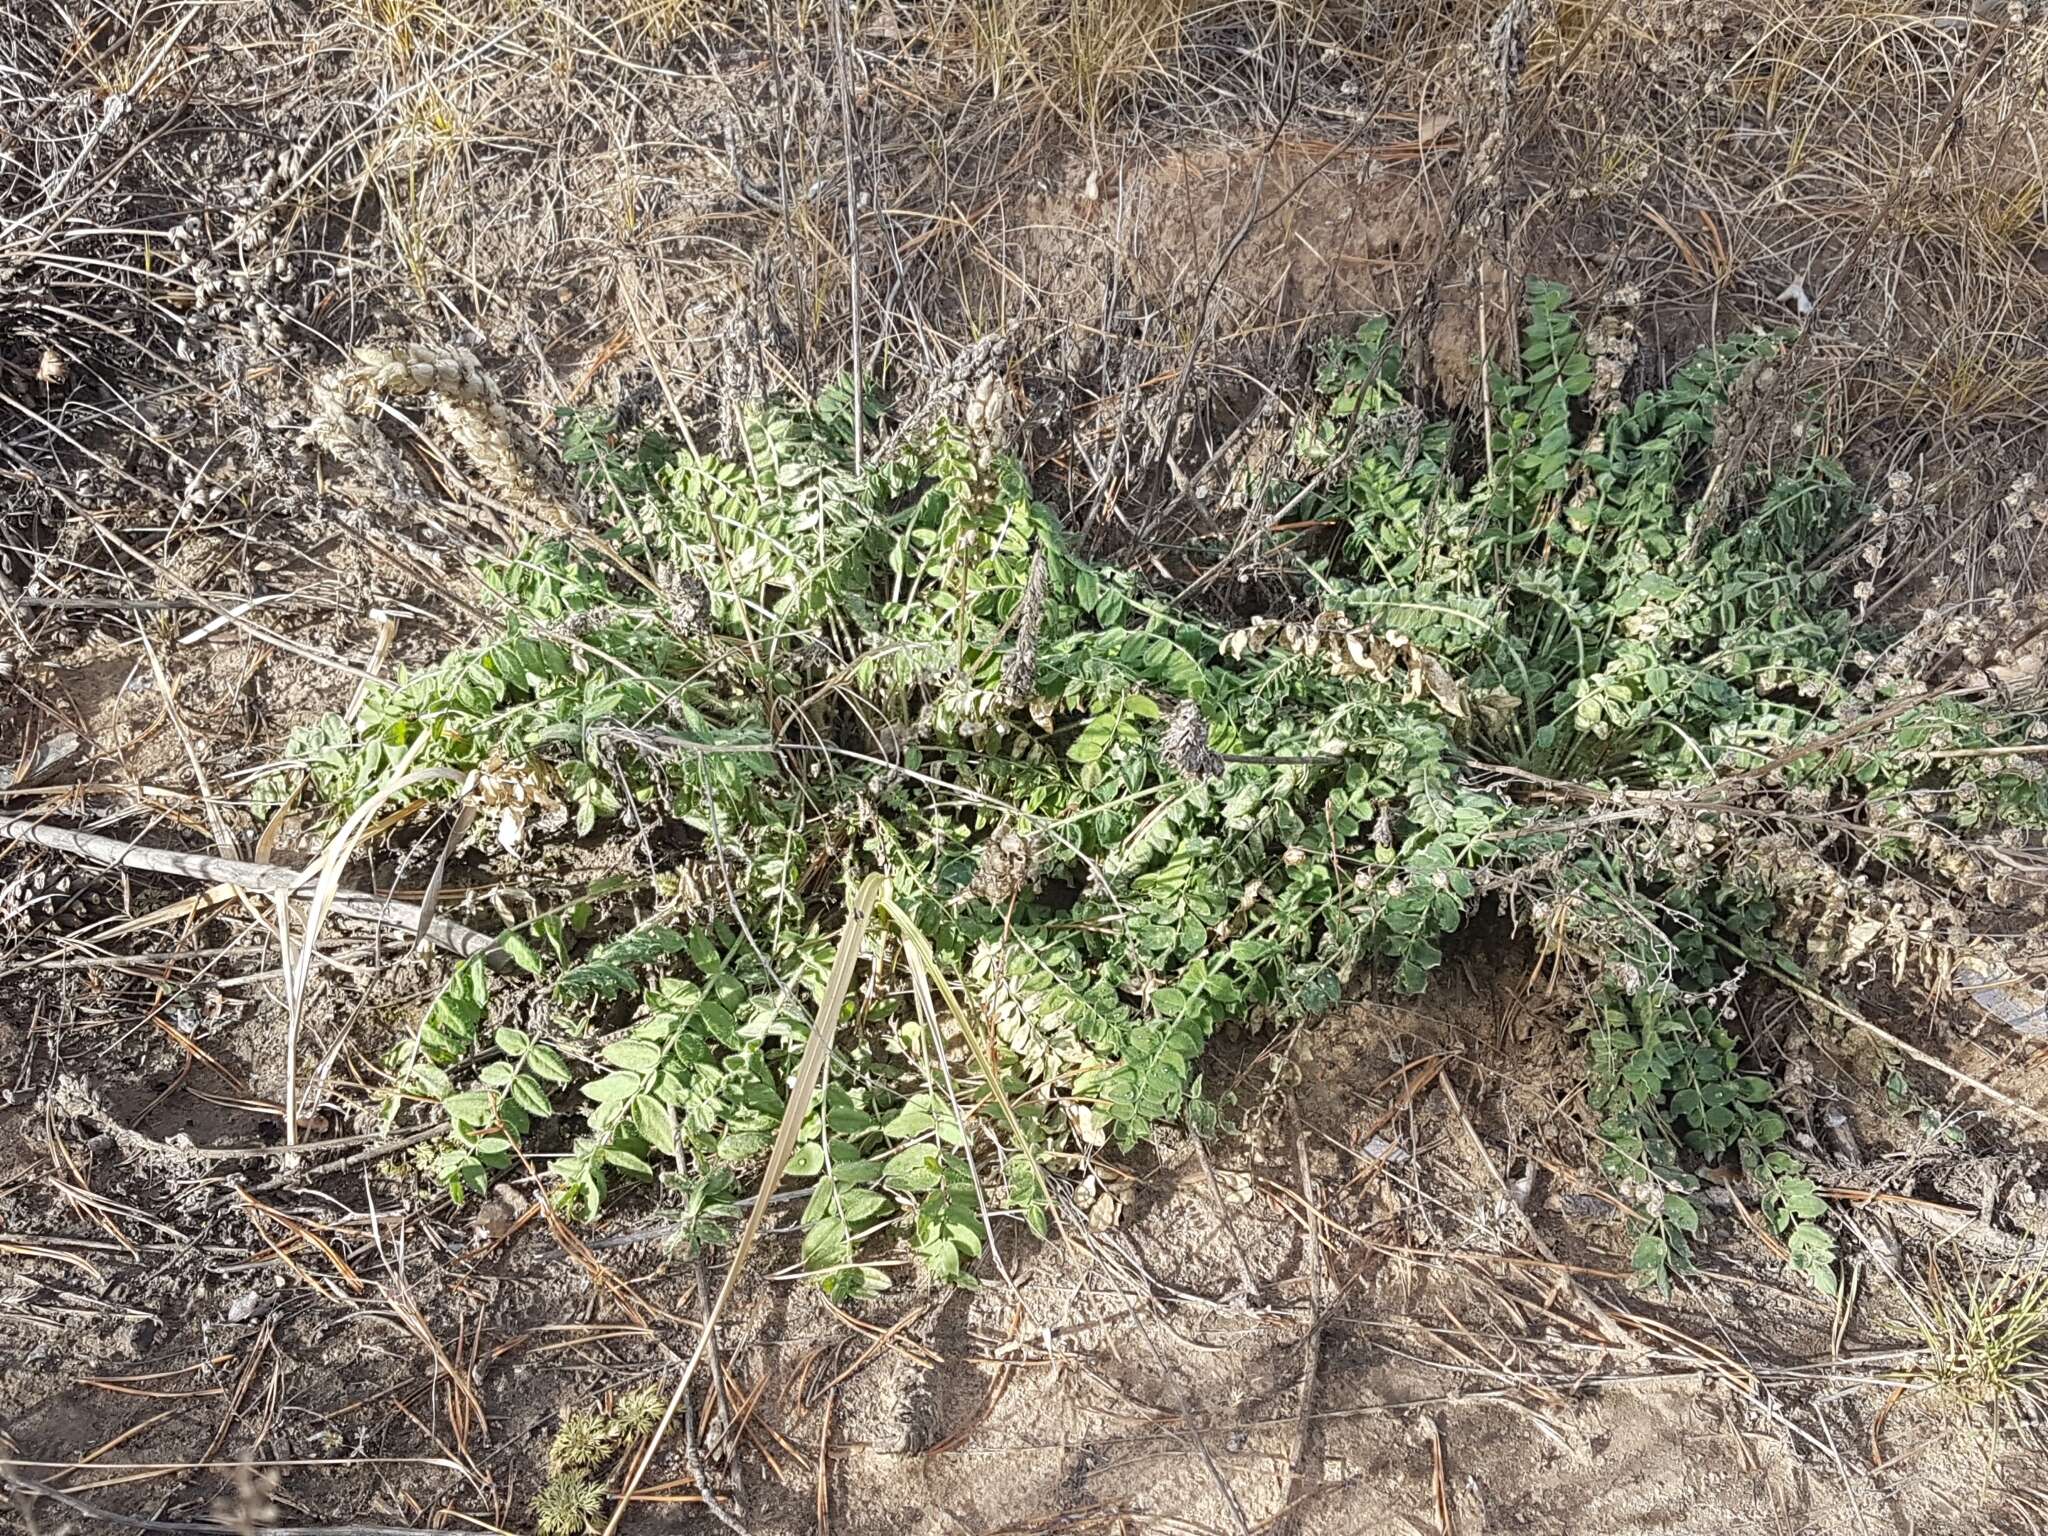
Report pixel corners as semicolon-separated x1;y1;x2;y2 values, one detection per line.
1424;1415;1453;1536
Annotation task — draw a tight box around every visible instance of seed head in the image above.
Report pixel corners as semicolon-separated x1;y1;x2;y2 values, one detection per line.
965;829;1038;906
1161;700;1225;782
658;566;711;636
999;548;1049;707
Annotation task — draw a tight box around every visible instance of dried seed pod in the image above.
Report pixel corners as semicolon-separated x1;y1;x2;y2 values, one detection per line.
1585;312;1639;414
963;371;1015;454
1161;700;1225;782
543;608;611;641
963;829;1038;906
1487;0;1530;99
307;340;579;525
998;547;1049;707
658;566;712;635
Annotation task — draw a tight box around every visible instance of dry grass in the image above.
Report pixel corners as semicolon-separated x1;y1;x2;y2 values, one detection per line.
204;0;2045;562
1905;1255;2048;1441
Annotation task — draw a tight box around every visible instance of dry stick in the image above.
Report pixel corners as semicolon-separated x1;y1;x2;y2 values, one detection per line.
51;1082;436;1169
599;873;886;1536
677;1363;748;1536
684;1254;748;1531
1770;968;2048;1131
0;814;497;961
259;1131;459;1190
12;594;248;612
1280;1124;1327;1535
814;1389;835;1535
826;0;863;471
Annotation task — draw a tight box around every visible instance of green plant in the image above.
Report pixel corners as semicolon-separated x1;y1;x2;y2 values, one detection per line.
533;1474;605;1536
533;1383;668;1535
291;285;2048;1296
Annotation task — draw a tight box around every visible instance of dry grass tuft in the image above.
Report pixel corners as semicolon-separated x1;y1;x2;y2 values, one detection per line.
1907;1257;2048;1442
238;0;2047;578
940;0;1201;132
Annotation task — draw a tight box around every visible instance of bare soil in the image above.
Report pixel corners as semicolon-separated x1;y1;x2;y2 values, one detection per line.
5;967;2043;1534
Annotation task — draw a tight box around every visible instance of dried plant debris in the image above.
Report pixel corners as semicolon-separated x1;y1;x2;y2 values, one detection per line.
997;547;1050;707
1159;699;1225;782
308;341;578;528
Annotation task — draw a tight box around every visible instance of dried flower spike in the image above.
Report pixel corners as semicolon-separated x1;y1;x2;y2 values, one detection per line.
999;548;1049;707
1161;700;1225;781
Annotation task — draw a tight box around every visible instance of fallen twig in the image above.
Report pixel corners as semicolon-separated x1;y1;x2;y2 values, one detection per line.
0;813;498;961
1769;967;2048;1131
1280;1123;1327;1536
1;1461;436;1536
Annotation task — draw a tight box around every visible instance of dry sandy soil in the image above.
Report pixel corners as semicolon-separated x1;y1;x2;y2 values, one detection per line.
6;2;2048;1533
